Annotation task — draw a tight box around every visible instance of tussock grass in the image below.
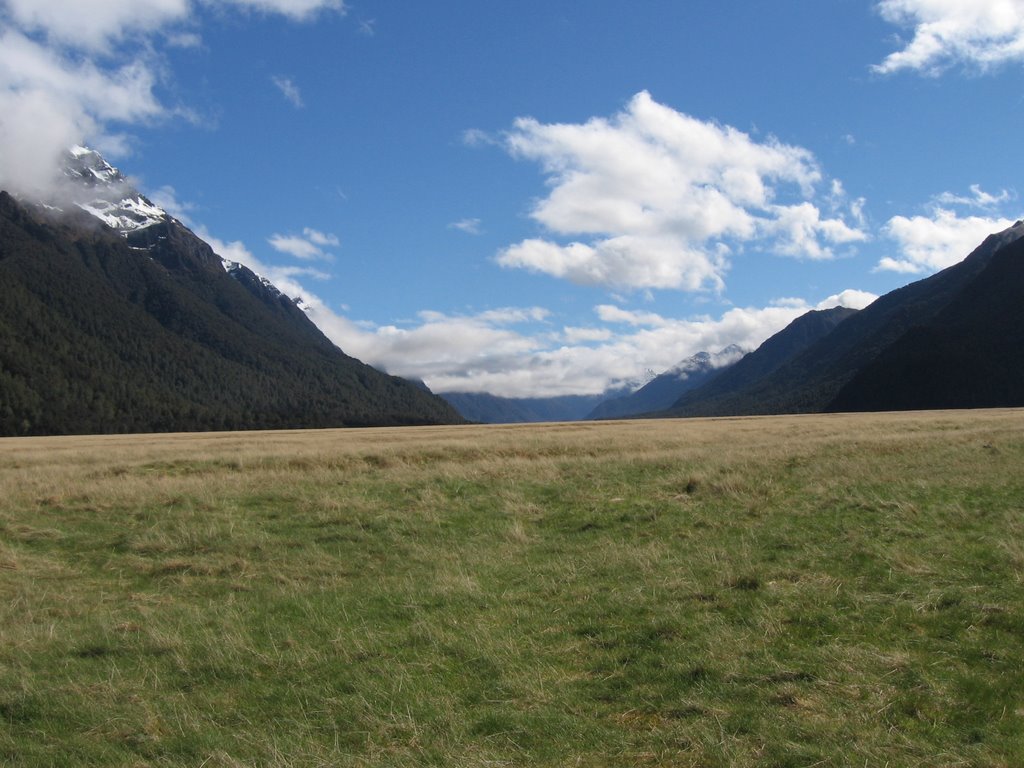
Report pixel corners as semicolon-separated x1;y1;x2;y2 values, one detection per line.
2;411;1024;765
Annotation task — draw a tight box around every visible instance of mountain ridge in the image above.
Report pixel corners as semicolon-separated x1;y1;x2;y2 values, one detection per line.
663;220;1024;418
0;150;464;435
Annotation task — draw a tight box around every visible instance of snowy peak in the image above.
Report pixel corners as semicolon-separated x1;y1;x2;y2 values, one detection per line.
57;146;309;313
62;146;167;234
666;344;746;380
66;145;126;187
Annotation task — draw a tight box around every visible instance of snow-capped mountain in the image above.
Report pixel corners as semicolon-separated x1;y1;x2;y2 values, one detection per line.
63;146;167;233
0;150;464;435
586;345;747;420
54;146;302;311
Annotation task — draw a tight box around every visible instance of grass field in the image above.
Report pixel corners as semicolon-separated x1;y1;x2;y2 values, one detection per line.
2;410;1023;766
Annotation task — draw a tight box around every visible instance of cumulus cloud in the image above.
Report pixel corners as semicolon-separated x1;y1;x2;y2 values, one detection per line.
2;0;190;52
495;91;866;292
878;207;1018;273
0;0;345;197
268;228;339;260
816;289;878;310
874;0;1024;74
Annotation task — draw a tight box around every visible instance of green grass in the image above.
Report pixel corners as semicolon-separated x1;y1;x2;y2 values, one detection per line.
1;412;1023;766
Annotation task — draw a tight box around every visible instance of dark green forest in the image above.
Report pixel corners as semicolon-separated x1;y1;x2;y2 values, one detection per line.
663;223;1024;418
0;192;463;435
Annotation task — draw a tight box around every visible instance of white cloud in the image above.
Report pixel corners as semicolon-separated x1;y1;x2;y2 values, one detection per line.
462;128;497;147
173;217;875;398
2;0;191;52
0;0;345;197
499;235;730;292
816;289;878;310
562;327;613;344
767;202;868;259
218;0;345;20
874;0;1024;74
496;91;866;292
148;185;196;221
304;227;339;246
934;184;1012;209
595;305;673;328
268;227;339;260
318;296;876;398
271;75;304;108
878;207;1018;273
448;217;482;235
0;30;164;196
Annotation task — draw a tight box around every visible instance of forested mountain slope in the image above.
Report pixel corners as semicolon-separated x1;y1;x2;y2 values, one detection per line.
0;191;463;435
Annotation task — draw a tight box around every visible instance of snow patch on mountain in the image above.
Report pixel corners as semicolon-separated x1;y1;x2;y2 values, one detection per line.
77;195;166;232
62;146;305;310
62;146;166;234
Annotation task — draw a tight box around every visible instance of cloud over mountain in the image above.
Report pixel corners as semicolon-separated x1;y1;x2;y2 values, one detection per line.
0;0;345;196
877;186;1019;273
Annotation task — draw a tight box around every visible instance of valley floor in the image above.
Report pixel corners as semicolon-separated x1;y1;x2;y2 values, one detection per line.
2;411;1023;766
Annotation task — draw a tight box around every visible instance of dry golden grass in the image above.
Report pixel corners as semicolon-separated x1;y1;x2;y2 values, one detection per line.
1;410;1023;766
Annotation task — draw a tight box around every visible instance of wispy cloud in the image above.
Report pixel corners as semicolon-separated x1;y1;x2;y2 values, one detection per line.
874;0;1024;74
496;91;867;293
462;128;498;147
217;0;346;21
268;227;340;260
448;217;482;235
271;75;304;108
934;184;1012;209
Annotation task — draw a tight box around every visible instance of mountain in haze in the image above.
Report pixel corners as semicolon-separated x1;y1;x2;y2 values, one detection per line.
586;345;746;420
0;148;464;435
664;220;1024;418
441;387;632;424
665;306;860;417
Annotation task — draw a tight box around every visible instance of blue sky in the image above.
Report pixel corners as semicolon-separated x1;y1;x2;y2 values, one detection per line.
1;0;1023;396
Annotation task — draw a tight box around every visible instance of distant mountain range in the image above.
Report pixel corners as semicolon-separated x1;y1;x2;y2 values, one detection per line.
444;217;1024;424
0;149;463;435
4;148;1022;434
439;390;622;424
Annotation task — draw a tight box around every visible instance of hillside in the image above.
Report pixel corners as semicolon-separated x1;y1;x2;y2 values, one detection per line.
666;307;860;416
666;221;1024;417
0;189;463;435
828;232;1024;412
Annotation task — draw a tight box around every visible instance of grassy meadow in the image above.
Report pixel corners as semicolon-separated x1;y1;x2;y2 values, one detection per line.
2;411;1023;766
